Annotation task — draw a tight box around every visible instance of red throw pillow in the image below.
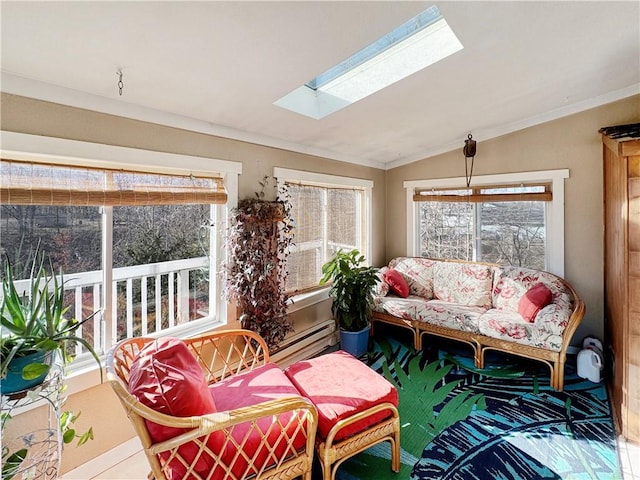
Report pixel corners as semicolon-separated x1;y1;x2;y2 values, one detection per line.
518;283;553;322
383;268;410;298
128;337;218;479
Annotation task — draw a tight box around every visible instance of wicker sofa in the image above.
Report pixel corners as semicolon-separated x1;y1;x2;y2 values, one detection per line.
371;257;585;390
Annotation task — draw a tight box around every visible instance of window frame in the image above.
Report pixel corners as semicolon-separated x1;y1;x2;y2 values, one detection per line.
274;167;374;305
404;169;569;276
1;131;242;395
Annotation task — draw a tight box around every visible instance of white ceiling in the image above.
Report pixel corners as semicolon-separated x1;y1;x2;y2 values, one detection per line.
1;1;639;170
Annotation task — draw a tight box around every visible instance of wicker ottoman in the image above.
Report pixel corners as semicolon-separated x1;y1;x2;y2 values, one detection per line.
285;350;400;480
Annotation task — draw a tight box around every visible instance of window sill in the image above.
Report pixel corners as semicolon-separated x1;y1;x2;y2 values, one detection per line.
287;288;330;313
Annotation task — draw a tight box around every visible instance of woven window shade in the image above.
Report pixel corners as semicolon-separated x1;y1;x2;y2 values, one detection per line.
0;160;227;206
285;181;365;294
413;183;552;203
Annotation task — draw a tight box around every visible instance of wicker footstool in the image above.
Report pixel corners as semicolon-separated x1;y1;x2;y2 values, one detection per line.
285;350;400;480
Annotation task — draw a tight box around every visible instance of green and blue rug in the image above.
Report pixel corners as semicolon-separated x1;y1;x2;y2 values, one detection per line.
333;334;621;480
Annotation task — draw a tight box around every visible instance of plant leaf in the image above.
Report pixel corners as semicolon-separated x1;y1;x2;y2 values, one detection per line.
21;362;49;380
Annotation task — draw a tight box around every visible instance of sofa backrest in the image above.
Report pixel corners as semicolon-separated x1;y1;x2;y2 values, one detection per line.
492;265;574;312
384;258;574;315
388;257;437;299
432;261;494;308
386;257;493;308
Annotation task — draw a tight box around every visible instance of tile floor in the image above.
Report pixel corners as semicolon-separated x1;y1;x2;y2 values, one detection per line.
63;434;640;479
619;435;640;480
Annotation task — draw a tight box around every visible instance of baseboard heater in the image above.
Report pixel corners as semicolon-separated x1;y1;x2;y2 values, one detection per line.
271;318;337;368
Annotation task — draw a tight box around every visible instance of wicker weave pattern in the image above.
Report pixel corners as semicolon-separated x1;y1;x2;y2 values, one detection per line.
316;402;400;480
106;329;318;480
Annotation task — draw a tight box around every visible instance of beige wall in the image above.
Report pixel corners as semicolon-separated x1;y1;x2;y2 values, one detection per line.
385;94;640;345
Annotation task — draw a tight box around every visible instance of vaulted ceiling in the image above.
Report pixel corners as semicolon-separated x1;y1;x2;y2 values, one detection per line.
1;1;639;169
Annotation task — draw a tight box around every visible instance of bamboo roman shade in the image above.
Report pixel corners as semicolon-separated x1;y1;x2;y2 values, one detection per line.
284;181;365;294
413;183;552;203
0;160;227;206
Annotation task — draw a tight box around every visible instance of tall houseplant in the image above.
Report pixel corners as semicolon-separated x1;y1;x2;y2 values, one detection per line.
223;177;294;349
320;249;378;357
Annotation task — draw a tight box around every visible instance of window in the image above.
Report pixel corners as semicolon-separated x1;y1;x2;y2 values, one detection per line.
274;168;373;294
111;204;212;342
405;170;568;276
0;132;241;376
274;5;463;119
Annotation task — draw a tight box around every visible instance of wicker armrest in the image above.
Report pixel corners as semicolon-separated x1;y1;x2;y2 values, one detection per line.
143;396;317;453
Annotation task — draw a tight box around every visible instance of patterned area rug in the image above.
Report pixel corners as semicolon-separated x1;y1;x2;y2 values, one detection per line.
332;334;621;480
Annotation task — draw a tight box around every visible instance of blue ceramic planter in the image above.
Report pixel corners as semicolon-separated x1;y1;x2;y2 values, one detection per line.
1;350;53;395
339;326;370;358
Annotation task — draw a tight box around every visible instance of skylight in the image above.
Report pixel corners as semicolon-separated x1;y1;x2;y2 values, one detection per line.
274;6;463;120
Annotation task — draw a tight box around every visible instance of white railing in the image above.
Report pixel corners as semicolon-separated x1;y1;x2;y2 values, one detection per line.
8;257;211;355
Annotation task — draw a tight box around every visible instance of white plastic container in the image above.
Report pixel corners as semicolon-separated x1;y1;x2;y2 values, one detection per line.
577;337;603;383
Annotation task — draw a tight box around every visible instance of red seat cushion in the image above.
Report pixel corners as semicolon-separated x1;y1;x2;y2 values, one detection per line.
518;282;553;322
208;363;308;478
128;337;217;479
285;350;398;441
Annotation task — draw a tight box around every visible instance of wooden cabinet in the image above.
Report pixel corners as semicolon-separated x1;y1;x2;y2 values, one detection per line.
602;123;640;444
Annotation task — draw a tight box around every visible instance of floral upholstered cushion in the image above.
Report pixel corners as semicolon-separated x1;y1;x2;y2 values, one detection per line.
373;297;485;333
492;266;573;313
388;257;436;299
373;295;424;321
478;309;563;351
433;261;493;308
373;267;390;297
413;300;486;333
532;303;571;336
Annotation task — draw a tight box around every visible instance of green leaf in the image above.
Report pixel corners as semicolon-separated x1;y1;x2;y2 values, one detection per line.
2;448;28;480
21;362;49;380
63;428;76;444
77;428;94;447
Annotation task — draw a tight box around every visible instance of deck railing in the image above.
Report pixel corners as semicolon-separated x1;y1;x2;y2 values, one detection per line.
8;257;211;355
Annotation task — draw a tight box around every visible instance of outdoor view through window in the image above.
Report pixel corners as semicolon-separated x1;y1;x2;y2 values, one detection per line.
418;195;546;270
0;203;211;354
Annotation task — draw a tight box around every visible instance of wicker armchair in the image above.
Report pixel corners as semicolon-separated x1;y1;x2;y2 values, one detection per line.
106;329;318;480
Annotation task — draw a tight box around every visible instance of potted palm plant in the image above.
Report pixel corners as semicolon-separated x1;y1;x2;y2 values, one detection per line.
0;253;102;395
320;249;379;357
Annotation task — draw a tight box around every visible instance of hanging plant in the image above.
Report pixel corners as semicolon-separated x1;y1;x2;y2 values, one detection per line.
223;176;294;348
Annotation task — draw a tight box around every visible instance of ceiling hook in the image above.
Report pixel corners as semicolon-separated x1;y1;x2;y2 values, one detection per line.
117;70;124;96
